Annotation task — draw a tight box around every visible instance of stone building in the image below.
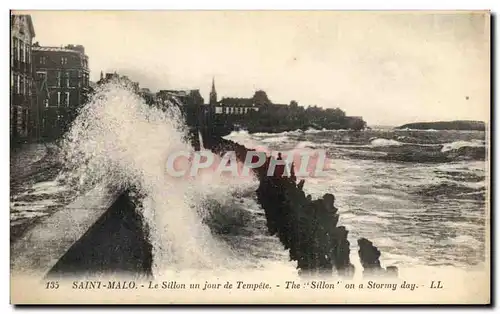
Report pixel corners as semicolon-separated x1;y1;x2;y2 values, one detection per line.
215;97;260;115
209;79;263;115
157;89;205;128
32;44;90;140
209;77;217;106
10;14;36;143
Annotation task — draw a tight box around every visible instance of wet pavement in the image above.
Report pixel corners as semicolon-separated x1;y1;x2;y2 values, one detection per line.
10;144;77;242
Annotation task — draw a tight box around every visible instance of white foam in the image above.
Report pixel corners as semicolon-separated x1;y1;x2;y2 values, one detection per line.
223;130;262;149
370;138;403;147
441;140;485;153
25;181;69;196
60;83;253;275
304;127;327;134
261;136;289;144
443;235;482;247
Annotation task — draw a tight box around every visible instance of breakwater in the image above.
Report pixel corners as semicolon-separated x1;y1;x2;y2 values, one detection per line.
204;134;398;278
36;131;397;279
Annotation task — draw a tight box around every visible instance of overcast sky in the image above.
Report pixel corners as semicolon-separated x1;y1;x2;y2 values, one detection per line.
21;10;490;126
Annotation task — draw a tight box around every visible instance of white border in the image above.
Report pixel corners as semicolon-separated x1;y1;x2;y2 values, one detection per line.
2;0;498;313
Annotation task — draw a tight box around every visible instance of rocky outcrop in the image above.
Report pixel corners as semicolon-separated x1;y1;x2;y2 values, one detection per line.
45;131;397;279
205;134;397;278
396;120;486;131
358;238;398;277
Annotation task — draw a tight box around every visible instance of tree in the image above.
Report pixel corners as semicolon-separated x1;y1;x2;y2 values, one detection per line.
252;90;272;105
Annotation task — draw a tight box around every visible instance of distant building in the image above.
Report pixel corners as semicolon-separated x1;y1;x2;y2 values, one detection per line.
32;44;90;140
215;97;260;115
157;89;205;128
210;80;263;115
10;14;36;143
157;89;204;108
209;77;217;106
139;87;155;105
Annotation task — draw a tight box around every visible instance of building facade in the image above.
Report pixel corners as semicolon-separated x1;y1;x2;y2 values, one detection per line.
32;44;90;140
215;97;260;115
209;80;262;115
10;14;36;143
157;89;205;128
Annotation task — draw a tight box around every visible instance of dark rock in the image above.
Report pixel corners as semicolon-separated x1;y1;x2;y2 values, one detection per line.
46;190;153;279
206;135;361;277
357;237;398;277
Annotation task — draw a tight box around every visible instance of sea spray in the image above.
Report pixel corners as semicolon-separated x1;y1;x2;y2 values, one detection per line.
58;82;252;275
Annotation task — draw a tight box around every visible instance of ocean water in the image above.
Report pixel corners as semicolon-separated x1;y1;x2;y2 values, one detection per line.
10;84;488;277
223;128;488;269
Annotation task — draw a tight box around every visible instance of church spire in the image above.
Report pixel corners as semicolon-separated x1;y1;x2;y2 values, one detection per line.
209;77;217;105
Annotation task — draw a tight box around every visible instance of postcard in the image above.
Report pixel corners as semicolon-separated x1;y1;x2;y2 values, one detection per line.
10;10;490;304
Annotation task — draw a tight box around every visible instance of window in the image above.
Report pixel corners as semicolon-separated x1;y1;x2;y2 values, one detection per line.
14;38;20;62
11;38;14;64
66;92;70;106
77;71;82;87
64;71;69;88
24;109;29;131
20;76;24;95
50;92;56;106
21;109;27;133
39;56;46;64
61;57;68;65
57;92;61;106
14;75;19;94
37;71;47;82
20;42;25;62
60;92;66;106
43;98;49;108
56;71;61;87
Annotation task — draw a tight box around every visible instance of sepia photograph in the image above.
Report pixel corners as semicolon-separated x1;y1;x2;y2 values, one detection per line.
9;9;491;304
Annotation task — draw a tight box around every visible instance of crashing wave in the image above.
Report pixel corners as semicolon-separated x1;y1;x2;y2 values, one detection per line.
261;136;289;144
441;140;485;153
224;130;251;138
59;83;257;275
252;129;303;137
370;138;403;147
304;127;327;134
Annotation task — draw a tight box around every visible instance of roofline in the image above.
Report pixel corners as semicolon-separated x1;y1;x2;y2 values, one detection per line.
11;14;36;37
32;46;88;57
26;15;35;38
